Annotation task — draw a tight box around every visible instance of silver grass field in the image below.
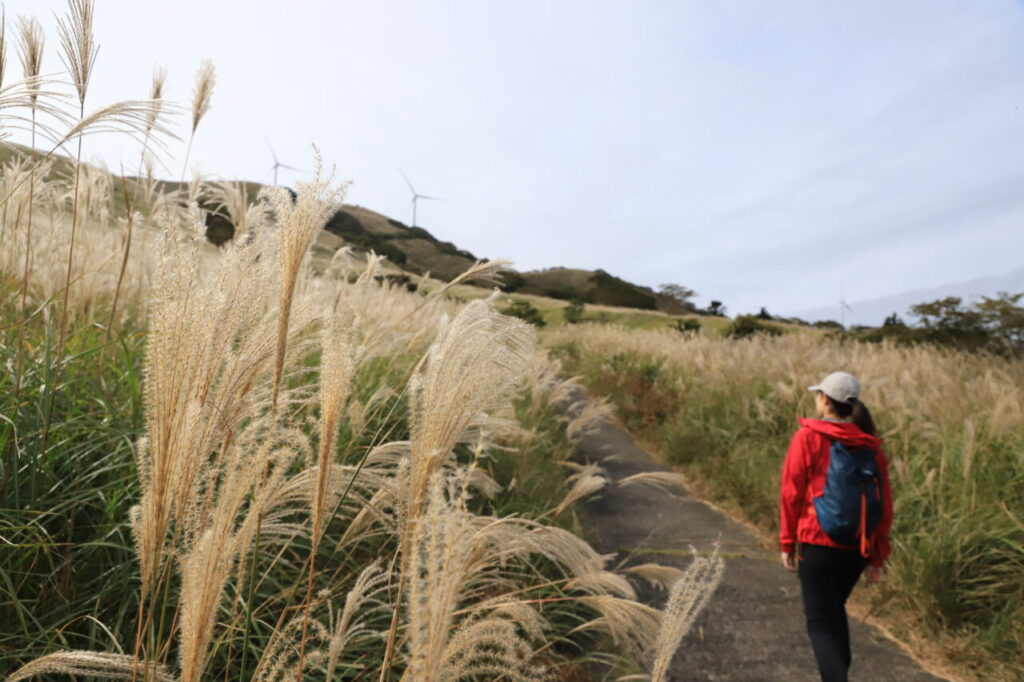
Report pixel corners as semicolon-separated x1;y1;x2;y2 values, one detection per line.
546;323;1024;681
0;3;722;680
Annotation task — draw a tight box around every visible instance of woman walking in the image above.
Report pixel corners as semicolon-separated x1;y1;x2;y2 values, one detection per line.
779;371;893;682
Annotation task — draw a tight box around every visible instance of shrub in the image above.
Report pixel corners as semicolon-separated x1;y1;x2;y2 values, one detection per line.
673;318;701;334
725;315;782;338
503;299;547;327
498;270;526;292
564;298;585;324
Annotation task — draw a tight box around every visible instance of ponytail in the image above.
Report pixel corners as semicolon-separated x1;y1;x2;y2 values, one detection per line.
823;394;877;436
850;399;876;436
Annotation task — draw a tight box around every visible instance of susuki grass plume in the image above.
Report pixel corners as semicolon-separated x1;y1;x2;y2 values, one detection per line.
0;9;7;91
261;151;351;410
205;179;263;237
15;15;43;103
132;219;285;594
297;322;361;674
405;296;534;522
324;563;390;679
178;58;214;182
311;323;361;544
190;58;214;134
5;652;175;682
131;64;167;205
147;64;167;135
404;472;543;682
56;0;99;111
649;550;725;682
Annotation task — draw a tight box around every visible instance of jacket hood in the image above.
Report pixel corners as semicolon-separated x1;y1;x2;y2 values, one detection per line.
798;418;881;450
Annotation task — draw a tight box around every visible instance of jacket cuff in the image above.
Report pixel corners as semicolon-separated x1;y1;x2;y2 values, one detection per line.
780;541;795;554
869;557;885;567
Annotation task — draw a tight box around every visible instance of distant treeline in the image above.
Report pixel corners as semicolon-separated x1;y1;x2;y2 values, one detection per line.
745;293;1024;358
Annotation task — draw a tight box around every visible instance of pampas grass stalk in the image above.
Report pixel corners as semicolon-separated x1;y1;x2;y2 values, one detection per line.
262;151;350;411
57;0;98;109
15;17;42;97
378;298;534;680
404;472;541;682
6;651;176;682
12;14;43;421
243;161;348;678
297;328;359;678
179;58;214;183
45;0;99;466
405;296;534;523
649;550;725;681
0;9;7;91
130;65;166;211
105;171;136;340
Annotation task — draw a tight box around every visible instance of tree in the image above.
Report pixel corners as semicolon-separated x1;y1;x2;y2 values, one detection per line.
757;307;772;320
502;299;546;327
658;283;697;311
883;312;905;327
909;297;987;351
903;292;1024;356
707;300;726;317
563;299;585;324
976;292;1024;356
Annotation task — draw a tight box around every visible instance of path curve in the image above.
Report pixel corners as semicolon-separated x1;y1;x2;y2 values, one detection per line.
565;393;950;682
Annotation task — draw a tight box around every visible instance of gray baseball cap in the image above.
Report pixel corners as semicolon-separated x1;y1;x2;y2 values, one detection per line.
808;371;860;403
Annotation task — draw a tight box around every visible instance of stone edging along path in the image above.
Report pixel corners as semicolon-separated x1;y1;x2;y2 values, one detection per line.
563;392;951;682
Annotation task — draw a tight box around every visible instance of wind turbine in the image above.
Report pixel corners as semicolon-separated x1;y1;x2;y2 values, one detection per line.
839;286;853;328
266;137;300;186
399;169;441;227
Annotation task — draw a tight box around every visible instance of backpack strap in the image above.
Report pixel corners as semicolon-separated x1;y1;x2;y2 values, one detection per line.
859;493;870;558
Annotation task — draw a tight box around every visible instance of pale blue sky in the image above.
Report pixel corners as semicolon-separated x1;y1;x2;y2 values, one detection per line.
5;1;1023;316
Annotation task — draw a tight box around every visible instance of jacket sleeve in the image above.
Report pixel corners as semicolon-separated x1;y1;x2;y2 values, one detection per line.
870;446;894;567
779;429;809;554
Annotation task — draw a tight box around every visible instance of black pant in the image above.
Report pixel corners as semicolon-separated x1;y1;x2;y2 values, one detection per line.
798;543;868;682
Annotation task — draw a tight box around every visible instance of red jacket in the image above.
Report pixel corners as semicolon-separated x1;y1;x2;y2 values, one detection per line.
779;418;893;567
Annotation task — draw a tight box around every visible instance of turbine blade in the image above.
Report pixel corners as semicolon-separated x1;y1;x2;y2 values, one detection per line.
399;168;416;194
279;163;301;172
418;194;442;201
264;135;279;164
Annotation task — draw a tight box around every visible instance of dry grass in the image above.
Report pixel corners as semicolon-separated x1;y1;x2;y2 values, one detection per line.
1;7;724;678
189;59;214;135
548;323;1024;680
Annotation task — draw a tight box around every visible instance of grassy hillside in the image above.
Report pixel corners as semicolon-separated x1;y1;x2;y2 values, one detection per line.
2;142;696;316
505;267;690;312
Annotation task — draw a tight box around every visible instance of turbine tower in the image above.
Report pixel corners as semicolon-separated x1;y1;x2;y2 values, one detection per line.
266;137;299;186
400;169;441;227
839;287;853;328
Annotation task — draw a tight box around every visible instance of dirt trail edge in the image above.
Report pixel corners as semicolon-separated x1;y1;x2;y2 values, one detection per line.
564;392;949;682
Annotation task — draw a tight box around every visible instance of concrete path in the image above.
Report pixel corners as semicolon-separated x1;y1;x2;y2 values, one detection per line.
566;395;949;682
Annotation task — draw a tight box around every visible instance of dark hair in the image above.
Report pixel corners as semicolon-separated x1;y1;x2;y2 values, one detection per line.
823;394;877;436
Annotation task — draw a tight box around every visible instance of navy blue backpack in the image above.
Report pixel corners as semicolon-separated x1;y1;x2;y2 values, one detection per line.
813;441;884;557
